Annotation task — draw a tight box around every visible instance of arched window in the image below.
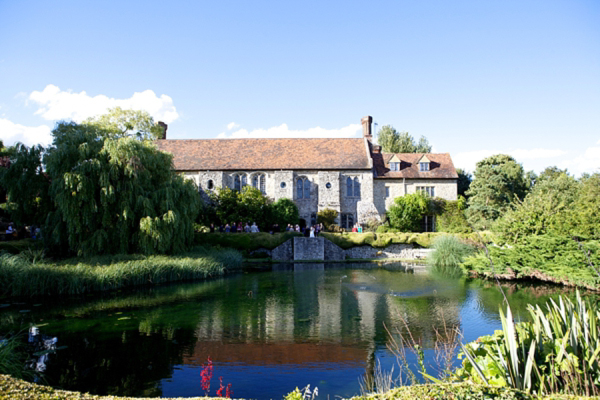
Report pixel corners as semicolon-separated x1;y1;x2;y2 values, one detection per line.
303;179;310;199
346;176;361;197
241;174;247;188
296;177;310;199
207;180;214;190
297;178;303;199
353;177;360;197
234;175;241;191
260;174;266;194
346;177;353;197
252;174;266;194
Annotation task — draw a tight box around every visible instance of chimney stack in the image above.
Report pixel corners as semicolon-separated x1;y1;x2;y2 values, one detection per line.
361;116;373;140
157;121;168;139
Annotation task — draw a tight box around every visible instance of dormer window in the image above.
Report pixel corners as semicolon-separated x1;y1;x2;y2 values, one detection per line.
419;162;429;171
390;162;400;171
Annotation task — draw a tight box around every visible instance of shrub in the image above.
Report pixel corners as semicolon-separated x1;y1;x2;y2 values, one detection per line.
387;192;429;232
317;208;338;231
435;197;472;234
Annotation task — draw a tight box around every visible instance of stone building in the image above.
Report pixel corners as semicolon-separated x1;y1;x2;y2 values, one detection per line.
155;116;458;230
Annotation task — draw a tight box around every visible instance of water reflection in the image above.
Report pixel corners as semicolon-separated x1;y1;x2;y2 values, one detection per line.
0;264;584;399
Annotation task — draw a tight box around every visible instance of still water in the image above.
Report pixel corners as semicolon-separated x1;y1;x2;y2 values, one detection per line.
0;263;580;399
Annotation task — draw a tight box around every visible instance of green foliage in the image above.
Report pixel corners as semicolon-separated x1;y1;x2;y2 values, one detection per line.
194;231;301;251
272;198;299;227
466;154;529;230
435;197;472;233
462;235;600;289
83;107;164;140
493;171;578;245
558;173;600;240
317;208;338;231
0;143;51;225
456;168;472;199
456;292;600;396
207;186;285;230
428;235;474;268
321;231;492;250
377;125;432;153
43;120;199;256
0;246;242;297
0;239;43;255
387;192;429;232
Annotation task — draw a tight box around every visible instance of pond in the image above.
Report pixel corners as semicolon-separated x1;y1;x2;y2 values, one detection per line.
0;262;584;399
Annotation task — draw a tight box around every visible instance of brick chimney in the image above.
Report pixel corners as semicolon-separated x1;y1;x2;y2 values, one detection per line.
157;121;168;139
361;116;372;140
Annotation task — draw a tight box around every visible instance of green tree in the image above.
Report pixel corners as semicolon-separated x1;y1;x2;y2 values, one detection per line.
0;143;51;226
377;125;432;153
387;192;429;232
84;107;165;140
44;119;199;256
558;173;600;240
208;186;276;230
493;171;578;244
465;154;529;230
317;208;338;231
456;168;472;198
272;198;299;227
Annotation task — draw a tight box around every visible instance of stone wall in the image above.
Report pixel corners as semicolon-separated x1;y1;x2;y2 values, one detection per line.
271;240;292;261
270;238;431;261
346;244;432;260
293;237;325;260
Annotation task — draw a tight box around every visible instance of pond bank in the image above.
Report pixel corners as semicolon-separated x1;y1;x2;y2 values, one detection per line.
0;246;242;298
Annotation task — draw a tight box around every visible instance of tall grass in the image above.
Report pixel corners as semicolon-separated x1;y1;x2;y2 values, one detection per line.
427;235;474;278
0;246;243;297
0;334;30;379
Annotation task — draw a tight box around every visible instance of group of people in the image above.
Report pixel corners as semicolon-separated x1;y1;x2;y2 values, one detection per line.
0;222;42;241
284;223;323;238
210;222;261;233
351;223;363;233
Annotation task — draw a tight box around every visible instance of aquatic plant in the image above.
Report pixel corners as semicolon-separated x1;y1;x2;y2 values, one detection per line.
284;384;318;400
0;334;30;379
456;291;600;396
200;356;233;398
0;246;242;297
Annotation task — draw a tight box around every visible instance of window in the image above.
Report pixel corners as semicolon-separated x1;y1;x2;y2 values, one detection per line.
419;162;430;171
325;182;331;189
417;186;435;197
346;176;360;197
310;213;317;226
296;177;310;199
340;213;354;229
390;162;400;171
385;186;390;198
207;180;214;190
234;174;247;191
252;174;266;194
422;215;436;232
280;182;286;188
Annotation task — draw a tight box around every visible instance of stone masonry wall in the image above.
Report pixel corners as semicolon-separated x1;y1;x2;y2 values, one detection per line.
293;237;325;260
346;244;432;260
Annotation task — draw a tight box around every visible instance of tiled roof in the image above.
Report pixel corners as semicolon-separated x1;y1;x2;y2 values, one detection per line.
155;138;372;171
373;153;458;179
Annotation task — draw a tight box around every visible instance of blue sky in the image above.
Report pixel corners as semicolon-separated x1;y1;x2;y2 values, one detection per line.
1;0;599;175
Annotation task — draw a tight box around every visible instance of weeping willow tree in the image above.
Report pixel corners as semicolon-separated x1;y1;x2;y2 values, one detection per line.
44;117;199;256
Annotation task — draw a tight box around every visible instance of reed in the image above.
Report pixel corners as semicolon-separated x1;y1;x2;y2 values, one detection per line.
428;235;474;270
0;246;242;297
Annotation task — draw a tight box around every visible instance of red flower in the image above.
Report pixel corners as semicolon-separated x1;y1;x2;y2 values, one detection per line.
217;377;225;397
226;383;233;398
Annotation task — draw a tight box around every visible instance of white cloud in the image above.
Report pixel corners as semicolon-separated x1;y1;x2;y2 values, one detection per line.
0;118;52;147
454;148;567;173
559;141;600;176
216;123;362;139
226;122;240;130
28;84;179;123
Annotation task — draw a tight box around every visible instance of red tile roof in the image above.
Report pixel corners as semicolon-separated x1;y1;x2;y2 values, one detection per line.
155;138;372;171
373;153;458;179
